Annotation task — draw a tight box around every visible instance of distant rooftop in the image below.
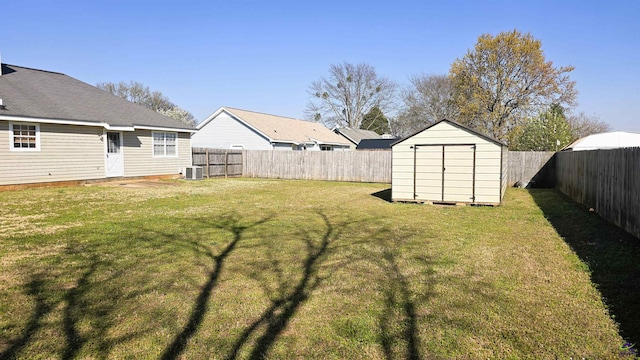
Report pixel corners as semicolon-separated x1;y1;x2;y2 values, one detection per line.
200;107;350;146
563;131;640;151
334;127;381;145
356;138;397;150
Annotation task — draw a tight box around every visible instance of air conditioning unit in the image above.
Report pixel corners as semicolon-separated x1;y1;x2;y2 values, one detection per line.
185;166;204;180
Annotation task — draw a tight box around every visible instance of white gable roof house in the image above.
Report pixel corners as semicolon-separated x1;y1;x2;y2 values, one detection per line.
562;131;640;151
192;107;350;151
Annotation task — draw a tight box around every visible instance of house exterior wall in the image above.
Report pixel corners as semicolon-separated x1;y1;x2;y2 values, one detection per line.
273;142;295;150
330;145;351;151
122;130;192;177
0;122;105;185
392;121;504;204
192;112;273;150
0;122;192;186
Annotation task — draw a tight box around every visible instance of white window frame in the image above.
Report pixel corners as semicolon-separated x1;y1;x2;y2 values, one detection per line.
9;122;41;151
152;131;178;158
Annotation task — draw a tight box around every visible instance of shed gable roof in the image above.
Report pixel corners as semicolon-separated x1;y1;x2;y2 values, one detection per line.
198;107;350;146
0;64;195;131
392;119;507;147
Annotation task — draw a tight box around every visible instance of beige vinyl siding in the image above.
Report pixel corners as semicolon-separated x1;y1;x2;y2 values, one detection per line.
122;130;191;177
0;122;104;185
392;121;505;204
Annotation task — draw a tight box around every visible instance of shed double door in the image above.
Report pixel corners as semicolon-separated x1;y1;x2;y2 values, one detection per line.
414;144;476;203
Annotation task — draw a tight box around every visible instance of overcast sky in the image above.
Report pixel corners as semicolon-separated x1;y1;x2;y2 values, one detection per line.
2;0;639;131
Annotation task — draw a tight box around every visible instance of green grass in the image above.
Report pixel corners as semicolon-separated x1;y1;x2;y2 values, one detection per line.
0;179;634;359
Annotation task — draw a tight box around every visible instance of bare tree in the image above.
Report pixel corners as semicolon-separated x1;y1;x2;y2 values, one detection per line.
97;81;195;126
306;62;396;129
566;112;612;140
393;74;458;137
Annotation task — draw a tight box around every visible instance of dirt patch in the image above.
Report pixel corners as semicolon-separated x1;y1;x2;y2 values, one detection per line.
89;180;181;188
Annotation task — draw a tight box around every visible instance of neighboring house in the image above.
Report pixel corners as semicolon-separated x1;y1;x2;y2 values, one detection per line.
0;63;195;186
192;107;350;151
333;127;381;150
356;138;397;150
391;119;508;205
562;131;640;151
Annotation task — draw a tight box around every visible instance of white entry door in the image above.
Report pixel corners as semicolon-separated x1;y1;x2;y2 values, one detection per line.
105;132;124;177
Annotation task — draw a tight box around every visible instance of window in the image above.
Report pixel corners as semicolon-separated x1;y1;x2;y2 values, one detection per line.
320;145;332;151
10;123;40;151
153;132;177;157
107;132;120;154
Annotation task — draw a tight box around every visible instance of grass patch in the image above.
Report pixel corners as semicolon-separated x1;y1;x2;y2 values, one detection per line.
0;179;632;359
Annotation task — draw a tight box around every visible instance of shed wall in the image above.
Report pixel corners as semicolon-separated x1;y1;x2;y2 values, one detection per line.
392;121;503;204
501;146;509;198
192;112;273;150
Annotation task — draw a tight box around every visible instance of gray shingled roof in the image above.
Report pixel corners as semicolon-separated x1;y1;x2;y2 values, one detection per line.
0;64;194;131
334;127;381;145
356;138;397;150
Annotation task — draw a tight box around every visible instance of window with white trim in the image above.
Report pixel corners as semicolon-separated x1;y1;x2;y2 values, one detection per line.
153;132;177;157
10;123;40;151
320;145;332;151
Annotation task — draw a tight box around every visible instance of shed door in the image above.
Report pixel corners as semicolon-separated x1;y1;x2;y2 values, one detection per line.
414;144;476;202
414;145;443;201
442;145;475;202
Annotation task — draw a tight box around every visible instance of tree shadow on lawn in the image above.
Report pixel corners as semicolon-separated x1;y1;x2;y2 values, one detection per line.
224;210;350;360
0;212;262;360
372;239;434;360
530;189;640;346
0;247;151;360
160;213;273;360
336;225;435;360
0;273;51;360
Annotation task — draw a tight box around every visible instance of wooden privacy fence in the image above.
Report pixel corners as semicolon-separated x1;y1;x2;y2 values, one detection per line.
192;149;554;184
243;150;392;183
192;148;243;177
507;151;555;186
555;148;640;239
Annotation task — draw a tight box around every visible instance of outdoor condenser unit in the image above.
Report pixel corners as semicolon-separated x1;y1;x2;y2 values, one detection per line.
185;166;204;180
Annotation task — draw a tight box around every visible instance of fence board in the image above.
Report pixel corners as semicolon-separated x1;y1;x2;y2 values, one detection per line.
242;150;392;183
507;151;555;186
556;148;640;240
192;148;243;178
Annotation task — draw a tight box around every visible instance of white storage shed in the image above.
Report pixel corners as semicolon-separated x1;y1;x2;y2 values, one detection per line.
392;119;508;205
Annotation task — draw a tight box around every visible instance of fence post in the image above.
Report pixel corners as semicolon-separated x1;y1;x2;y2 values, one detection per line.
225;150;228;178
205;149;210;178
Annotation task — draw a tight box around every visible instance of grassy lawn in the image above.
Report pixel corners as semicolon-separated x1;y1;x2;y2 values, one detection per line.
0;179;634;359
